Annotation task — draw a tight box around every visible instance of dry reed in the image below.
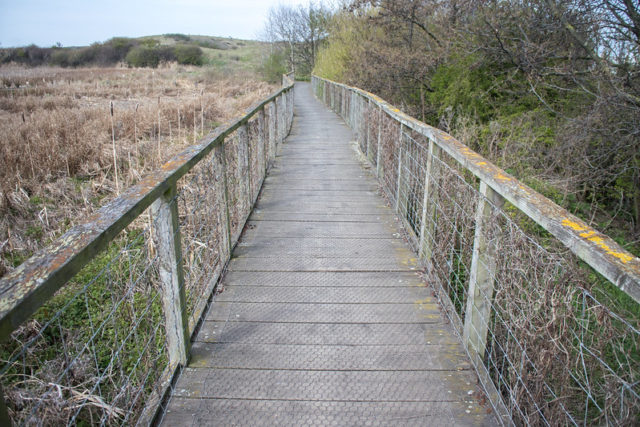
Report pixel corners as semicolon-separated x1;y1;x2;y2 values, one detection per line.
0;65;275;277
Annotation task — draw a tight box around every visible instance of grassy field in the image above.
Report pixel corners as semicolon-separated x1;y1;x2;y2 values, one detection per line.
0;64;276;277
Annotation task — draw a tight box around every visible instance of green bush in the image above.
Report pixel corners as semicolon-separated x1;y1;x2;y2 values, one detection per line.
125;46;160;68
173;44;203;65
49;49;72;67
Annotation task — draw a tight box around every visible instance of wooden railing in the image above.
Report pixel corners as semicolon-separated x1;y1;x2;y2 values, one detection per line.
312;75;640;426
0;78;294;425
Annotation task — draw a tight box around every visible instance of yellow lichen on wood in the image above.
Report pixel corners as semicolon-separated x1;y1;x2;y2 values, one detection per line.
562;219;634;263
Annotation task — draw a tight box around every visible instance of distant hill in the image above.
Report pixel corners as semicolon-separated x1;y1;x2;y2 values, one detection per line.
0;34;268;71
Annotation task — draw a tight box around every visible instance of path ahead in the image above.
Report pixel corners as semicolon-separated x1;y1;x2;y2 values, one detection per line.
160;83;496;426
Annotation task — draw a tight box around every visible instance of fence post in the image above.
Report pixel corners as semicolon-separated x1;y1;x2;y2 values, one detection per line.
257;108;266;193
268;102;276;163
237;124;251;212
395;124;405;211
329;84;334;110
284;92;288;138
376;107;383;178
463;181;504;366
288;89;294;130
279;95;285;144
419;140;442;261
151;184;190;367
353;93;358;144
272;98;279;153
366;99;371;160
213;145;231;263
219;141;234;256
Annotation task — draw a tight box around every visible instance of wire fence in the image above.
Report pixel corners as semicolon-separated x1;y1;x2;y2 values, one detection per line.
0;76;294;425
313;75;640;426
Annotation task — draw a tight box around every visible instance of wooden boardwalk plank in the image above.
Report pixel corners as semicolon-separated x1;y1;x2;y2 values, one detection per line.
159;82;497;426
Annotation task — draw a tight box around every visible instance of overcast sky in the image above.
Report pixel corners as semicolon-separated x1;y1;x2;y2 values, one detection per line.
0;0;309;47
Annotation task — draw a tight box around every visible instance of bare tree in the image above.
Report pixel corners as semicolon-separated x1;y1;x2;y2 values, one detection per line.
263;1;332;77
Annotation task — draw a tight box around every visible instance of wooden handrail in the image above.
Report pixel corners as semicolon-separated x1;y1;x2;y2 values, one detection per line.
312;75;640;304
0;83;294;341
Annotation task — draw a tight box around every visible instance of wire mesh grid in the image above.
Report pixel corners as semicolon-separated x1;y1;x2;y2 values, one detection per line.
313;76;640;426
177;146;227;336
477;205;640;425
0;218;167;425
247;112;266;203
223;128;250;244
377;112;402;205
364;101;379;166
1;85;294;425
395;128;432;252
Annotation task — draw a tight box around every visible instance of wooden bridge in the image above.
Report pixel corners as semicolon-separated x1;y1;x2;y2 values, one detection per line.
158;83;495;425
1;75;638;426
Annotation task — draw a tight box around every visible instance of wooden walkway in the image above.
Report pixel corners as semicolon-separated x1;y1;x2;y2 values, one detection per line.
160;83;496;426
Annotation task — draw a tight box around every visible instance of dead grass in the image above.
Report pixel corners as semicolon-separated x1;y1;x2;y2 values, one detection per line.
0;65;276;277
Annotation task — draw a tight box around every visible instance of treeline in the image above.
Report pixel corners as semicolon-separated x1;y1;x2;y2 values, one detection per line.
0;36;203;68
312;0;640;249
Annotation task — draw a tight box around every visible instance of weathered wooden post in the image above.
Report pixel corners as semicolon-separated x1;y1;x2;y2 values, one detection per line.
463;181;504;366
351;91;356;128
219;142;234;256
278;95;284;146
151;184;190;367
418;140;442;261
395;124;405;212
213;145;231;263
237;124;251;214
329;83;334;110
282;94;287;142
272;99;279;153
279;95;285;143
287;89;293;131
267;102;276;162
376;107;383;178
366;99;372;160
256;108;266;196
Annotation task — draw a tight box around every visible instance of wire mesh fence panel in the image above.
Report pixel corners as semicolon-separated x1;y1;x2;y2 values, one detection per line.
312;75;640;426
365;101;379;166
177;147;227;335
480;207;640;425
396;128;430;251
427;154;479;326
0;220;167;425
358;96;367;155
377;111;402;207
247;112;266;203
0;82;294;425
266;103;276;162
223;130;249;243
